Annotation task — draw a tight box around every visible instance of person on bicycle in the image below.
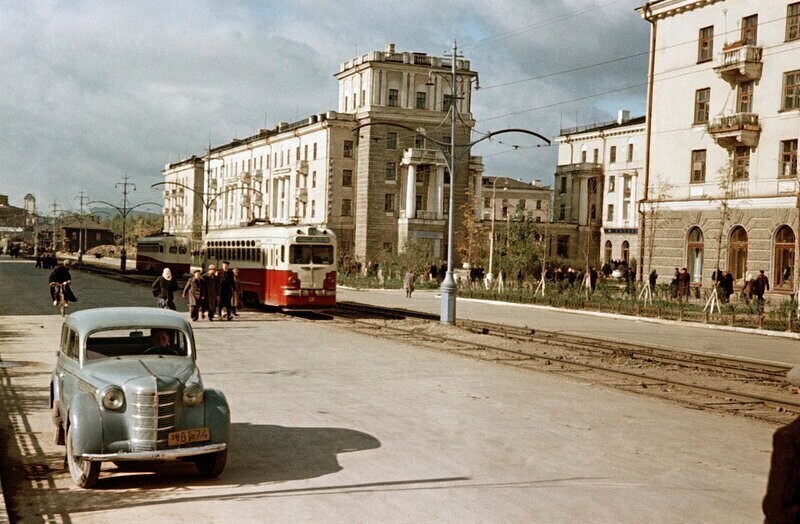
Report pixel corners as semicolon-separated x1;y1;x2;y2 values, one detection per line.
48;259;78;305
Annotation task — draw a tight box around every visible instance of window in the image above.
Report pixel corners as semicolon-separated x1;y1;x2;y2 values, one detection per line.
414;134;425;149
621;241;630;263
518;199;526;210
728;226;748;280
694;88;710;124
783;70;800;110
443;195;450;211
361;89;365;106
416;91;426;110
342;169;353;187
737;80;754;113
733;146;750;180
343;140;354;157
581;150;587;163
311;200;316;217
536;200;542;210
484;198;491;208
788;2;800;41
593;149;599;163
775;225;796;288
344;96;348;110
609;146;617;163
556;235;570;258
312;171;317;188
687;227;704;283
558;203;566;220
605;240;613;263
608;176;616;192
353;93;357;108
388;89;399;107
698;26;714;62
627;143;634;162
416;194;424;212
384;193;396;212
559;176;567;193
385;162;397;181
741;14;758;46
691;149;707;183
313;143;317;160
443;94;454;112
304;145;308;160
607;204;615;222
341;199;352;216
386;132;397;149
781;140;798;178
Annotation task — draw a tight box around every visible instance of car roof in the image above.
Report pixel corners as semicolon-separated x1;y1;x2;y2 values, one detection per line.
66;307;192;334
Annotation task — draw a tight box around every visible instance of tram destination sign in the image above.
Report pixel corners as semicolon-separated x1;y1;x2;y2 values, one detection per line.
296;236;330;243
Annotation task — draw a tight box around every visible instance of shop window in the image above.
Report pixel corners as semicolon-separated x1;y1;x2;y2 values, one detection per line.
775;225;796;288
728;226;748;280
687;227;704;283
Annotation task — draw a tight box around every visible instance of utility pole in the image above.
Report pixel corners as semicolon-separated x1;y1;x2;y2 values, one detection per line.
116;174;136;272
75;190;89;263
50;201;61;253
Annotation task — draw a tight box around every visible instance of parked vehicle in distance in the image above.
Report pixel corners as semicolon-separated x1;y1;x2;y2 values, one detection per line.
201;223;336;308
50;307;230;488
136;234;191;276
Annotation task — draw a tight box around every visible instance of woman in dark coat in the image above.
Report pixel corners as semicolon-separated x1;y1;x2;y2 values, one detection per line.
182;269;204;321
152;268;178;310
201;265;219;320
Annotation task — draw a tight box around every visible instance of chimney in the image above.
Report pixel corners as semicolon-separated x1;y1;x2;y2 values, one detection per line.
617;110;630;125
0;195;8;206
385;43;395;53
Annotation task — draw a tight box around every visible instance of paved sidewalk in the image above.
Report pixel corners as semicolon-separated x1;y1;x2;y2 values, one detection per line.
338;287;800;367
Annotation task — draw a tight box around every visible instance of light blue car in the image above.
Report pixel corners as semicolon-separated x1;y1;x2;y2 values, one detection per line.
51;307;230;488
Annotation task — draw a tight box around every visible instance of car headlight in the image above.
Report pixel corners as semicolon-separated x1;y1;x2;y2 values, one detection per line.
183;384;204;407
101;386;125;411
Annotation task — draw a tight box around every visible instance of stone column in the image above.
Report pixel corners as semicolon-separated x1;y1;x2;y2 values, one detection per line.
473;171;484;220
435;166;445;219
578;177;588;225
616;175;624;227
629;173;637;228
406;164;417;219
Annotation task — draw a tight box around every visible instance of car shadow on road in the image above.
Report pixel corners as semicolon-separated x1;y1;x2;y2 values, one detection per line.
93;422;381;490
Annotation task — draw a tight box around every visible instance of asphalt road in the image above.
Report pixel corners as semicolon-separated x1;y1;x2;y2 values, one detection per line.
0;257;777;522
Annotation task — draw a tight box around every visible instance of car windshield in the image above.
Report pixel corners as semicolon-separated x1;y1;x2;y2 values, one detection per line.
85;328;189;360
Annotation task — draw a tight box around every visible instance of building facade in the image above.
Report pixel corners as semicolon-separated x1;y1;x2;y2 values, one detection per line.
639;0;800;292
552;112;646;265
163;44;484;265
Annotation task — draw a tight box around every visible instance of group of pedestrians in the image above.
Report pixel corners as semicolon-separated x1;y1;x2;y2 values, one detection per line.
152;261;242;321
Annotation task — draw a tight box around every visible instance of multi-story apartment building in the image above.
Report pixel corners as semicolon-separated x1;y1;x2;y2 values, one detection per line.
162;44;483;264
162;156;204;246
552;111;645;265
638;1;800;292
480;176;551;223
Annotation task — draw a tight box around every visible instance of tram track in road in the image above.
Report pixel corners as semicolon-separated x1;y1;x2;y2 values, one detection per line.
331;302;800;424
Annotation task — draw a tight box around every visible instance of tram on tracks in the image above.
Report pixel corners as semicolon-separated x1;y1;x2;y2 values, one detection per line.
201;224;336;308
135;234;191;276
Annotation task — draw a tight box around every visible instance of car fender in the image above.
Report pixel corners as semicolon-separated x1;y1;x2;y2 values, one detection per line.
67;392;103;456
204;389;230;444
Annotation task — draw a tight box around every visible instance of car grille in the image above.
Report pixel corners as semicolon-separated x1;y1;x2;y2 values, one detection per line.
131;389;177;451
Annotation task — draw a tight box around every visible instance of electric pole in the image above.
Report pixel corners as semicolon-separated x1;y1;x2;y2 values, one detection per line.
75;190;89;262
116;174;136;272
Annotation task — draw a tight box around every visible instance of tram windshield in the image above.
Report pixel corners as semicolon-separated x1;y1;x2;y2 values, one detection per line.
289;245;334;265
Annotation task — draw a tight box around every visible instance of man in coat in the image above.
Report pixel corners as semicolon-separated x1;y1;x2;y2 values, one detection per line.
755;269;770;302
201;265;220;321
403;269;415;298
182;269;204;321
763;366;800;522
217;260;235;320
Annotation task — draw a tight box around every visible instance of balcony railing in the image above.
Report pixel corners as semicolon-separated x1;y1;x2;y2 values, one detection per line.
415;210;438;220
714;43;763;84
555;162;603;176
707;112;761;148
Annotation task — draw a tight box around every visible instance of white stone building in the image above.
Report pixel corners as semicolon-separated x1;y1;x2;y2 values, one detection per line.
553;111;646;264
638;0;800;292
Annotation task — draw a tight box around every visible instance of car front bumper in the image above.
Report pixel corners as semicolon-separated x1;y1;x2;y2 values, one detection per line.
81;442;226;462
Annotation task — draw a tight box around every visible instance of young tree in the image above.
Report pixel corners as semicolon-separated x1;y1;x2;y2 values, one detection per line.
645;176;673;275
505;201;540;278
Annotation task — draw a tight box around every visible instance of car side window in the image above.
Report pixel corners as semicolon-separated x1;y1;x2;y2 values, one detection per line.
60;324;69;353
64;329;79;360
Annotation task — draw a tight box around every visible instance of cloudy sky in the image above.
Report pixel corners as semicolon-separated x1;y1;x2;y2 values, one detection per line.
0;0;649;215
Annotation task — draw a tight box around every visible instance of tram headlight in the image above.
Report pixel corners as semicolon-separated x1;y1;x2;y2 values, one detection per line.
101;386;125;411
182;384;204;407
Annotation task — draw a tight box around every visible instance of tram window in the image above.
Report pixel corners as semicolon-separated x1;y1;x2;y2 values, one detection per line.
159;245;164;253
312;246;334;264
169;246;177;254
290;245;313;264
280;245;285;262
179;247;187;254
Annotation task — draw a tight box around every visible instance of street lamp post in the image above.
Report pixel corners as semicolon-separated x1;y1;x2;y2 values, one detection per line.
486;177;511;285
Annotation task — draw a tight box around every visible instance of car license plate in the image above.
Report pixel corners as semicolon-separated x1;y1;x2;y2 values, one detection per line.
167;427;210;446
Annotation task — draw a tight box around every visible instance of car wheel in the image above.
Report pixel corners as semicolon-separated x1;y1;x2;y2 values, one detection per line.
193;449;227;478
66;426;100;488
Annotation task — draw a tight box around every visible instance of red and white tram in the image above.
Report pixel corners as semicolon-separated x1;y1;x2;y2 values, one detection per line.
135;234;191;276
201;224;336;308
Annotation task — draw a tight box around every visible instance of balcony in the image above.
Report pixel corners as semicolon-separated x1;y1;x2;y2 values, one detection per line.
707;113;761;149
713;43;763;85
555;162;603;177
415;210;438;220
